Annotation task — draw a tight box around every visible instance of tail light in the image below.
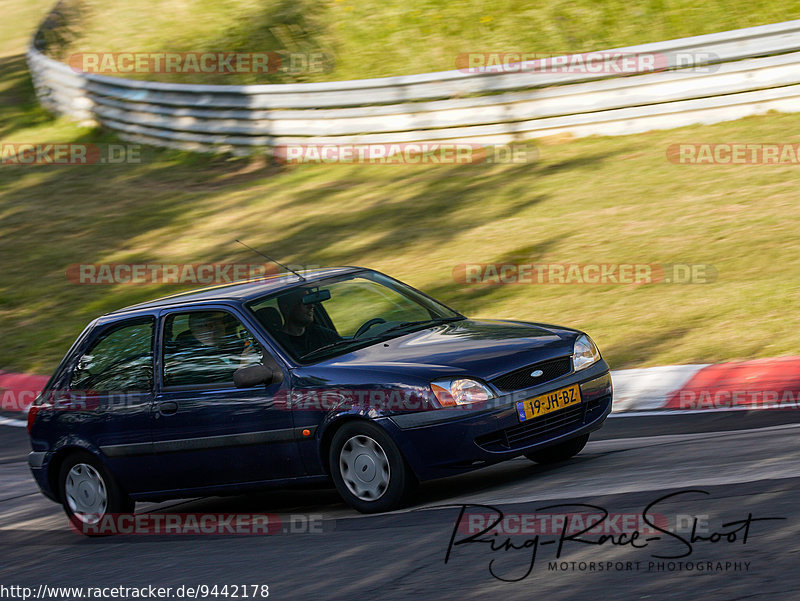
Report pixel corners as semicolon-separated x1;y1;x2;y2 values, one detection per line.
27;405;40;434
26;393;49;434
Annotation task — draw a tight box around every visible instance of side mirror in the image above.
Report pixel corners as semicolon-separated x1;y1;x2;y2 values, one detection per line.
233;364;275;388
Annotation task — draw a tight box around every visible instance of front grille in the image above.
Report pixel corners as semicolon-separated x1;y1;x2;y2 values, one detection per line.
491;356;572;392
475;395;609;452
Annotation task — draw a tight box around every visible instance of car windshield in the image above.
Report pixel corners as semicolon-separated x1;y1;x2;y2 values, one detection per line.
248;271;463;363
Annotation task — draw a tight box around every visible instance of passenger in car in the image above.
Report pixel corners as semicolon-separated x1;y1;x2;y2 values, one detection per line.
166;312;260;385
187;312;229;349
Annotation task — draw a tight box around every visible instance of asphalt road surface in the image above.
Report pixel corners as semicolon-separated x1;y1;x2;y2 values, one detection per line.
1;410;799;601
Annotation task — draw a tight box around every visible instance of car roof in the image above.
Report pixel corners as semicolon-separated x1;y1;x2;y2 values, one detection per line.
106;266;365;316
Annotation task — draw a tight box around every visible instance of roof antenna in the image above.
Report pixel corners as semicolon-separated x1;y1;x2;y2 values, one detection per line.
235;239;307;282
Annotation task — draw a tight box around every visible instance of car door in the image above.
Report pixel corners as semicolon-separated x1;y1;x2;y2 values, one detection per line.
149;305;302;492
65;314;160;494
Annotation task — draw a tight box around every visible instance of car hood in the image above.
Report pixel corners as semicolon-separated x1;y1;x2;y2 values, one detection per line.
311;319;579;383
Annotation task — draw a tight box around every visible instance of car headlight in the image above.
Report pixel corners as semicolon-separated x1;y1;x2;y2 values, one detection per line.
573;334;601;371
430;378;496;407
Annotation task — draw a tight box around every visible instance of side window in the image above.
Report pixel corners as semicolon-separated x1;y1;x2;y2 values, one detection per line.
70;319;154;392
162;310;264;387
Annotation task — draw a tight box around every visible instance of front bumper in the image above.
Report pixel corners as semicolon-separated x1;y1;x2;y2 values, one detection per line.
385;361;612;481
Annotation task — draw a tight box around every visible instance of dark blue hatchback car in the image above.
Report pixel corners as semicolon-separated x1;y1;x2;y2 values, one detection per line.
28;267;612;527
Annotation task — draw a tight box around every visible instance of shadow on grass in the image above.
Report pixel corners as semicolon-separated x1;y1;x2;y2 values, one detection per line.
0;54;55;139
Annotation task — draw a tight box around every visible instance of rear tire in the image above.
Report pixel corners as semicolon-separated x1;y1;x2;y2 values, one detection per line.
524;434;590;464
58;452;134;536
329;421;416;513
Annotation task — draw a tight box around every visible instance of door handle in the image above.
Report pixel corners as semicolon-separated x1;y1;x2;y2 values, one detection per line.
158;401;179;416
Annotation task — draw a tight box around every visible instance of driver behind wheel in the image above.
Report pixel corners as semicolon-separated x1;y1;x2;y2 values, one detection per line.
274;289;340;357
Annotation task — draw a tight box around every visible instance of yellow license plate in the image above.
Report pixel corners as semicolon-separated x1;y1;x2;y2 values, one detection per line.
516;384;581;422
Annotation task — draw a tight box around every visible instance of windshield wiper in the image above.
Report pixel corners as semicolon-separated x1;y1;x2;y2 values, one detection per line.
380;316;465;335
298;339;363;362
298;317;464;362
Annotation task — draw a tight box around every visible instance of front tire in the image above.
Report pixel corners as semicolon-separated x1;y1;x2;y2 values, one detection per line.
329;422;415;513
58;452;134;536
524;434;590;464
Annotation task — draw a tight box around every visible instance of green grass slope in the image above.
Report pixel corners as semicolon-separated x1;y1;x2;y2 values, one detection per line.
2;1;799;373
45;0;800;83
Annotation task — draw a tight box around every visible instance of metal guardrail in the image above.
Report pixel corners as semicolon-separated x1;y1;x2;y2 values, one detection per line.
26;14;800;154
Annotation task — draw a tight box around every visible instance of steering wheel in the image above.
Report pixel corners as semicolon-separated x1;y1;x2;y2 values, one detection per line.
354;317;387;338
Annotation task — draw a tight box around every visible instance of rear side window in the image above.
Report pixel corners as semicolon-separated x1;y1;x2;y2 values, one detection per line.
162;310;264;387
70;318;155;392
